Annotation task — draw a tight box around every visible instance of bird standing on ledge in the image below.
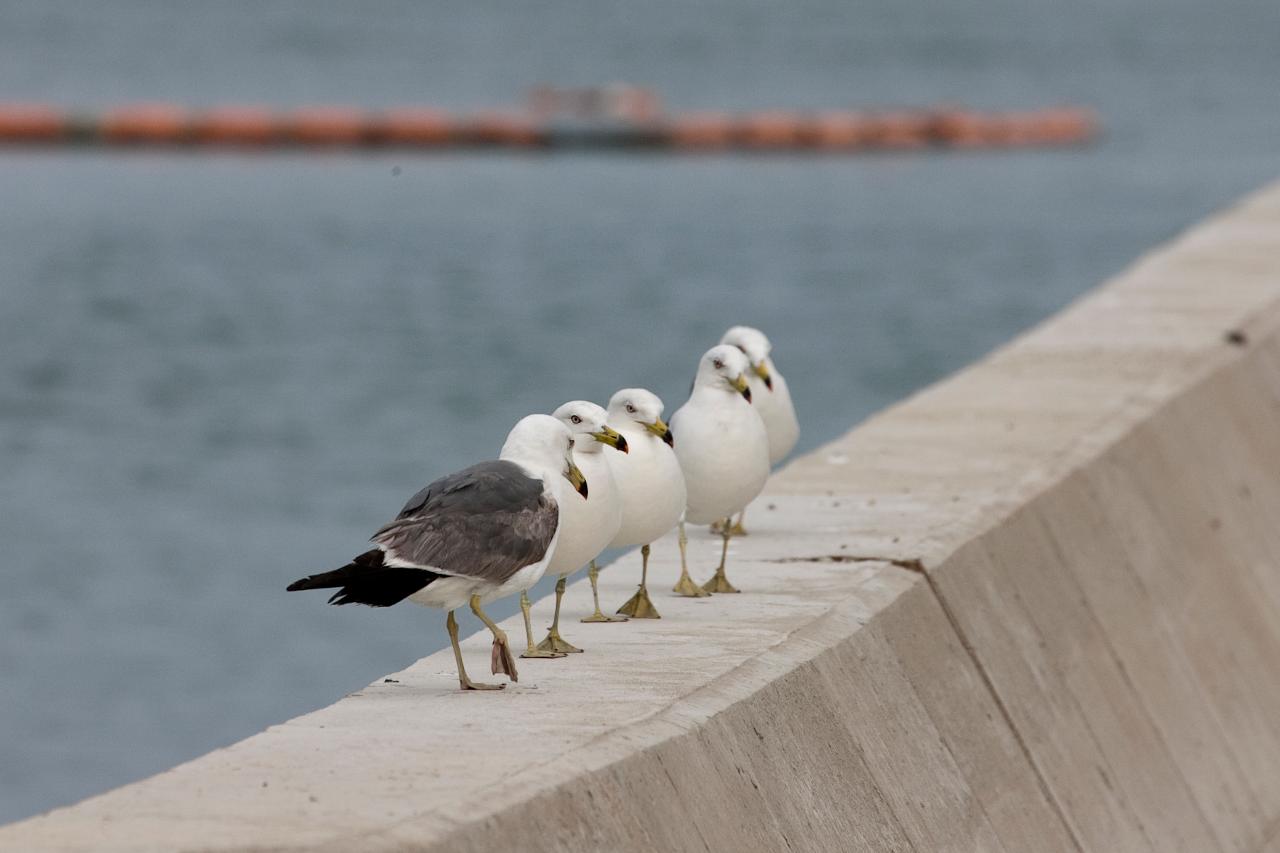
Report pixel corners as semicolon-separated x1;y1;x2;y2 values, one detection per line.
605;388;684;620
519;400;627;657
287;414;586;692
714;325;800;535
670;345;770;595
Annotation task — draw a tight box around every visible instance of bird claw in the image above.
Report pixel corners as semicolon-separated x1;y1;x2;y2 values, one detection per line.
701;571;740;594
491;636;519;682
672;571;712;598
711;519;748;537
581;611;628;623
536;631;583;654
617;585;662;619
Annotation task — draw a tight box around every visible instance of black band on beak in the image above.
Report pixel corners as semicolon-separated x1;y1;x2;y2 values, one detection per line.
662;428;674;447
565;461;588;498
741;386;752;403
763;375;774;391
591;426;629;454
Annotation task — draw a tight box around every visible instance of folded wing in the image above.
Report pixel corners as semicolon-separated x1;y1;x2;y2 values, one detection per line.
373;459;559;585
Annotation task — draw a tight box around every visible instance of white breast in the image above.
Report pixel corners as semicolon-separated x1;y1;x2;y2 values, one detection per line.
606;425;687;547
748;363;800;465
545;449;622;576
671;391;771;525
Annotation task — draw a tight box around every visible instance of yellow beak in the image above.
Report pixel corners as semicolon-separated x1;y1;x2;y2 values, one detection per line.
753;362;773;391
730;373;752;403
591;425;629;453
564;460;588;499
644;417;674;447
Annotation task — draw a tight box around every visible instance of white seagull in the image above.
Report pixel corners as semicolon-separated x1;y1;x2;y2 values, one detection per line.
670;345;771;594
518;401;627;657
717;325;800;534
287;414;586;691
603;388;685;619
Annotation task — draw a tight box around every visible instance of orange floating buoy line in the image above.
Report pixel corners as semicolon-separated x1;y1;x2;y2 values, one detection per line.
0;91;1098;153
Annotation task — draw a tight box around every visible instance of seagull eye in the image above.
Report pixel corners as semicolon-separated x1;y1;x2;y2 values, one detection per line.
713;359;725;370
626;404;636;414
570;415;582;424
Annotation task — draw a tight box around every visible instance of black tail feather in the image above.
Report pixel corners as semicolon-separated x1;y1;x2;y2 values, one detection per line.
287;548;440;608
287;549;383;591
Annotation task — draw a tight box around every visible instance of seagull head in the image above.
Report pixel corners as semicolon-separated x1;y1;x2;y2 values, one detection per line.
552;400;628;455
500;414;588;499
607;388;673;447
720;325;774;391
695;344;753;403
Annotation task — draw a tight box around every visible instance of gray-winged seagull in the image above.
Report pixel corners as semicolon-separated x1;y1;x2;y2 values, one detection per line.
287;414;587;691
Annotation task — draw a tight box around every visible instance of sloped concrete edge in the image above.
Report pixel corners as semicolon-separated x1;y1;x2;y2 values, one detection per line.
929;321;1280;853
319;575;1074;853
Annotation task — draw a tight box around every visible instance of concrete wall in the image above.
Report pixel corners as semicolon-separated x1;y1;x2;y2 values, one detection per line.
4;181;1280;852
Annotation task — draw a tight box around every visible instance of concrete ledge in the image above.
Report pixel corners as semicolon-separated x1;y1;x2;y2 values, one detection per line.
5;181;1280;851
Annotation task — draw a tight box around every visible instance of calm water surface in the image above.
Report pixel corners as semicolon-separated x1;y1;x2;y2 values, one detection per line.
1;0;1278;824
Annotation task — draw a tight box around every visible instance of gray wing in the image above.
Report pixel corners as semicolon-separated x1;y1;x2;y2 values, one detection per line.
371;460;558;585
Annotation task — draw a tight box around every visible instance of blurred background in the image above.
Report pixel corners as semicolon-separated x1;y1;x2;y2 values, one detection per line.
2;0;1278;825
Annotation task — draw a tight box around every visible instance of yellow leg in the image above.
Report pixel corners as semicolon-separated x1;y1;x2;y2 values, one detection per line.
470;595;519;682
701;518;740;593
537;576;583;653
520;590;564;659
581;560;628;623
673;521;711;597
447;610;503;691
616;544;661;618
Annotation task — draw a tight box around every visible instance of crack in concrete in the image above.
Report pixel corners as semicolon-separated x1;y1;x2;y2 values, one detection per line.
766;554;927;574
771;549;1086;850
918;569;1087;853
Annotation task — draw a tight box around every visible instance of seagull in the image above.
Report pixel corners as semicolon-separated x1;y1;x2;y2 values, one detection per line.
716;326;800;535
518;401;627;657
670;345;770;594
603;388;684;619
286;414;587;691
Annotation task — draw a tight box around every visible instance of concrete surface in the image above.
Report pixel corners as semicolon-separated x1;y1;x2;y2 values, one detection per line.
4;180;1280;851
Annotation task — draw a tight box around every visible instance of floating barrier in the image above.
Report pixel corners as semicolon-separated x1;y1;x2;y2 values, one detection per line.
0;102;1097;152
188;106;277;146
99;104;190;144
284;107;369;146
457;111;544;147
0;104;68;142
738;111;805;148
371;108;455;146
809;111;871;148
668;111;736;149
